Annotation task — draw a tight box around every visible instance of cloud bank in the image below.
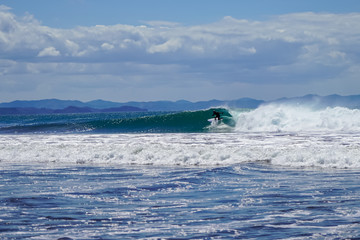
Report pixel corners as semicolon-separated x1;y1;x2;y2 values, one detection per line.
0;5;360;101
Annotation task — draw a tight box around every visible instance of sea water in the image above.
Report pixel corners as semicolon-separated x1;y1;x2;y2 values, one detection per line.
1;104;360;239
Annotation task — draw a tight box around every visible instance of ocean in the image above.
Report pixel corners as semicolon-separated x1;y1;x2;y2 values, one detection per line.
1;104;360;239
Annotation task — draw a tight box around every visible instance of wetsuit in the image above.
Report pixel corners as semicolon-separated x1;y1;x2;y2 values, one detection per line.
212;111;221;120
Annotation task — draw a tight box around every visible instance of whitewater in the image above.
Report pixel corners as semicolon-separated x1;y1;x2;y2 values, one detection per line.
1;104;360;239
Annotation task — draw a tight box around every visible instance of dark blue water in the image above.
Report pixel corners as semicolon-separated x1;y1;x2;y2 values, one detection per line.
1;164;360;239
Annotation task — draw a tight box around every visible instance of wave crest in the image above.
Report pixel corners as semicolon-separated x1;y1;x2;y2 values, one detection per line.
233;104;360;132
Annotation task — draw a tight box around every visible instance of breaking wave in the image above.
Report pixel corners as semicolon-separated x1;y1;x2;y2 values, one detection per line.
233;104;360;132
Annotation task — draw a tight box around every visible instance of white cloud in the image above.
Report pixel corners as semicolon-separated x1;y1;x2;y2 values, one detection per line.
101;42;114;50
1;5;360;101
0;5;11;12
64;39;80;56
147;38;183;53
37;47;61;57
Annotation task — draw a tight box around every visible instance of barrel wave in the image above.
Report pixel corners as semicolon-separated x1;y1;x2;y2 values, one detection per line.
0;108;235;134
89;108;235;133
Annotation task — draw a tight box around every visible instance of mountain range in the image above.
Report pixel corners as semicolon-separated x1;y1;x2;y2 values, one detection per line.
1;94;360;115
0;98;263;114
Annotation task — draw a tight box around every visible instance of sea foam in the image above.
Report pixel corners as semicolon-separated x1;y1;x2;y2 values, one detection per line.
1;131;360;169
232;104;360;132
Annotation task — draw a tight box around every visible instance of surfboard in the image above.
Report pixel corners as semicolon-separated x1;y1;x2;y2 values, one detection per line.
208;118;221;125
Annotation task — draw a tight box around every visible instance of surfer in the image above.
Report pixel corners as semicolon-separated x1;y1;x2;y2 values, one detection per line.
212;110;222;121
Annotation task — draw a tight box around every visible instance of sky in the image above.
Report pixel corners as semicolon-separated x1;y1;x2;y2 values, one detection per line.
1;0;360;102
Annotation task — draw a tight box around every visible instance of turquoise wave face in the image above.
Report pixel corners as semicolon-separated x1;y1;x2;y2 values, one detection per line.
0;108;236;134
87;108;235;133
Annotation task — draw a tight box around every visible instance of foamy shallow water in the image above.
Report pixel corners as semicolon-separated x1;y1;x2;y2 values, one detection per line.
1;132;360;238
1;132;360;168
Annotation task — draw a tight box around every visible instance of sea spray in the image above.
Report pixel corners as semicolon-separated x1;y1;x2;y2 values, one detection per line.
234;104;360;132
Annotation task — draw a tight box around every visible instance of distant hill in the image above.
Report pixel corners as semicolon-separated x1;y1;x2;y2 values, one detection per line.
0;99;86;109
0;98;265;112
1;94;360;115
0;106;147;115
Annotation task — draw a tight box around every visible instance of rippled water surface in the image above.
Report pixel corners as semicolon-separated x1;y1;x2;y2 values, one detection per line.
1;163;360;239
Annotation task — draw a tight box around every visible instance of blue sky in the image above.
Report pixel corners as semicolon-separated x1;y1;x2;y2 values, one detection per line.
1;1;360;102
3;0;360;27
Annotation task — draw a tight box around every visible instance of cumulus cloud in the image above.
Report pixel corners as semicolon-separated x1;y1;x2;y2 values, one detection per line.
101;43;115;50
147;38;183;53
1;5;360;101
37;47;61;57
